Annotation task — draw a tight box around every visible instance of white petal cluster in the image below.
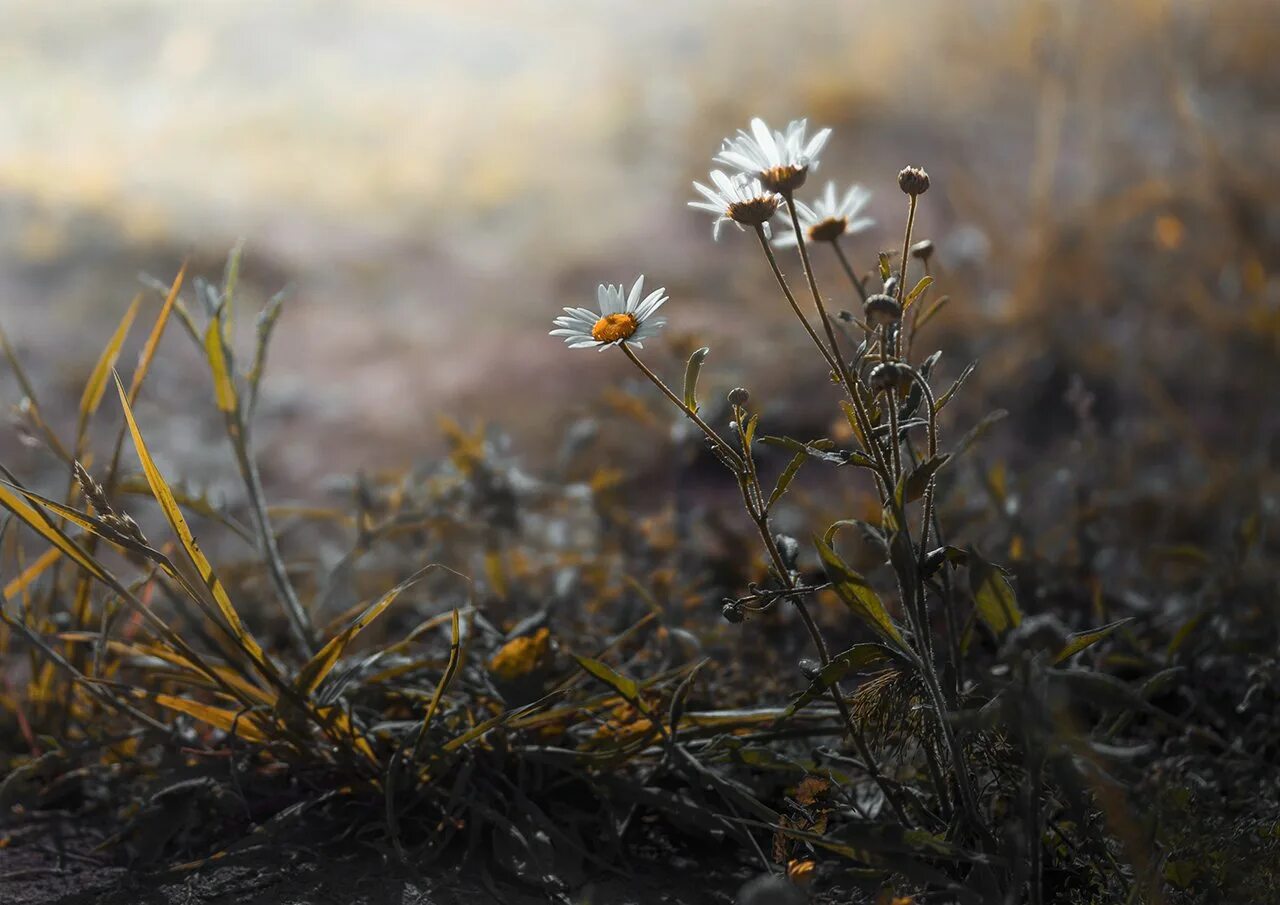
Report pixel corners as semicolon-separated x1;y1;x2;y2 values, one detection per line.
715;117;832;192
689;170;782;240
549;276;668;351
774;181;874;248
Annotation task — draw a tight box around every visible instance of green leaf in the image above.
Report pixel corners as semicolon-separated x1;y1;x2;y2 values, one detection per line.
574;655;640;702
683;347;709;413
897;454;950;506
786;643;894;715
1054;618;1133;664
903;276;934;311
968;550;1021;637
766;451;806;512
877;252;892;280
814;537;905;648
933;361;977;413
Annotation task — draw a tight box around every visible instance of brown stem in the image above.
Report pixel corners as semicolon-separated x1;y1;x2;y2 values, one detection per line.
620;343;744;473
893;195;919;359
831;238;869;303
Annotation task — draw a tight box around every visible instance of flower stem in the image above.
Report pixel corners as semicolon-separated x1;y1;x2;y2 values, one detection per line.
831;238;868;303
756;224;892;487
894;195;919;359
620;343;744;473
753;226;840;375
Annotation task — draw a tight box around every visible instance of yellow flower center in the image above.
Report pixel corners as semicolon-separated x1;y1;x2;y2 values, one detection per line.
591;312;638;344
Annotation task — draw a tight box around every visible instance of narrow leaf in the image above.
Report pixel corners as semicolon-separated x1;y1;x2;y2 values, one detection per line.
204;320;239;414
683;347;709;413
79;296;141;428
898;453;950;506
814;537;905;648
968;550;1022;637
574;655;640;702
787;643;894;715
766;451;807;512
1054;617;1133;664
295;565;436;696
903;276;934;311
112;373;269;671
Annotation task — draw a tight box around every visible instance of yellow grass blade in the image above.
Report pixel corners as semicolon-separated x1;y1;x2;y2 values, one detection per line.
0;485;108;587
78;295;141;430
294;565;438;697
127;261;187;402
112;372;272;675
204;318;239;414
413;608;462;760
2;546;61;600
152;693;268;743
59;635;274;706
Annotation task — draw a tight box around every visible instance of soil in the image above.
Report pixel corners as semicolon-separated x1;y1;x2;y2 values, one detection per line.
0;820;747;905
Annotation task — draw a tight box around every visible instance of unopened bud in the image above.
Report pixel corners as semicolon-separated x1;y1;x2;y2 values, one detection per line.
898;165;930;196
864;294;902;327
727;387;750;406
721;602;744;624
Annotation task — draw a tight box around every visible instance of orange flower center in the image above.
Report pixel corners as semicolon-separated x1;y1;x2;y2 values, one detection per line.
591;312;638;344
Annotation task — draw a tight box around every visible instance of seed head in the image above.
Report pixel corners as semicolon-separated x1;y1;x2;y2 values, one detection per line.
74;461;113;517
727;387;750;406
869;362;912;395
898;166;930;196
863;294;902;327
910;239;935;261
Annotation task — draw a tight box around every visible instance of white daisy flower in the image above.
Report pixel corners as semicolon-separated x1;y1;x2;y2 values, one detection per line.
715;117;832;194
689;170;782;240
774;182;874;247
550;276;668;351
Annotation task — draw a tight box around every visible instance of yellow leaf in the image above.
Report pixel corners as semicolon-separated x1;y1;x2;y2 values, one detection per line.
294;565;437;697
112;373;271;678
0;485;109;587
489;627;551;682
79;295;141;430
2;546;61;601
204;319;239;414
126;261;186;402
153;693;268;743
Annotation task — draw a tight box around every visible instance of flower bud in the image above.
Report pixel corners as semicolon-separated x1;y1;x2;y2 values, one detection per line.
898;166;930;196
870;361;913;395
863;294;902;327
910;239;935;261
799;658;822;681
721;602;744;624
727;387;750;406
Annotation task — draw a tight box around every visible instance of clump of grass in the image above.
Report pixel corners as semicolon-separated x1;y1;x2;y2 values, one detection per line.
0;115;1268;903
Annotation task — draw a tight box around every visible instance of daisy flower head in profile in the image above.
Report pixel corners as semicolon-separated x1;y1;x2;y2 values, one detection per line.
715;117;833;195
550;276;668;351
773;182;874;248
689;170;782;240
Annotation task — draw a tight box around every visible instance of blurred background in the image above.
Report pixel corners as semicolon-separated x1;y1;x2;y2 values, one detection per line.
1;0;1278;502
